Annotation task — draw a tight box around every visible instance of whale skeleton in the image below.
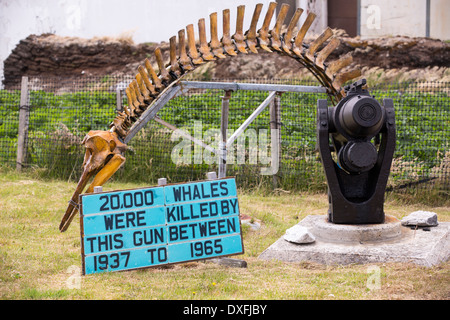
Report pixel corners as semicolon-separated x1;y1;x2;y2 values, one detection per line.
59;2;362;232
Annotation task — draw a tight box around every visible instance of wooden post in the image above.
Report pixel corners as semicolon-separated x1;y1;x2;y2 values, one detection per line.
218;90;232;178
16;76;29;171
269;94;282;188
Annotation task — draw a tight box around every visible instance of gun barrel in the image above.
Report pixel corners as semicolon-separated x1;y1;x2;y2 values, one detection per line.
338;95;384;139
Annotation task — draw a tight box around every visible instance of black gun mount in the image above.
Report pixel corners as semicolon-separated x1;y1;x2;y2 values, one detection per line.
317;79;396;224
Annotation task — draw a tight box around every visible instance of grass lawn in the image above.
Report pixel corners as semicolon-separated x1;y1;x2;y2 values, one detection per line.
0;169;449;300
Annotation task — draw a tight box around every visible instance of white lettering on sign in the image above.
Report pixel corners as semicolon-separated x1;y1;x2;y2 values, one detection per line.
80;178;243;274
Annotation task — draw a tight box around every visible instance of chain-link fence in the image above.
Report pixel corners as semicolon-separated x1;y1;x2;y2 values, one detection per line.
1;76;449;194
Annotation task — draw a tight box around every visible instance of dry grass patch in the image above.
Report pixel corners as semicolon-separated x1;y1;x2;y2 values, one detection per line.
0;169;449;299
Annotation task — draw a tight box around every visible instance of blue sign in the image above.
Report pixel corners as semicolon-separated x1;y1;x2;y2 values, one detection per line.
79;178;244;275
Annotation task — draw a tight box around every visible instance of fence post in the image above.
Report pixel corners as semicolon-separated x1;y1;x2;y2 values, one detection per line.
206;171;247;268
16;76;29;171
116;88;123;113
219;90;232;178
270;94;281;188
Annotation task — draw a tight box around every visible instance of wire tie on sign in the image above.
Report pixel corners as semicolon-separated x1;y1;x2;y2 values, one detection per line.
69;199;80;211
19;105;30;111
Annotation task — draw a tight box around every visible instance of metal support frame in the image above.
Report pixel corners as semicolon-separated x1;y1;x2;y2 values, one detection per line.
125;80;325;181
226;91;277;148
124;81;188;144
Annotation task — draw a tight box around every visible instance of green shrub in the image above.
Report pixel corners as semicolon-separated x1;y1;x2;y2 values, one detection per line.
0;84;448;193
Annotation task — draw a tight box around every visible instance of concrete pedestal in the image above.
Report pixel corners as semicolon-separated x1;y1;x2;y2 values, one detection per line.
259;215;450;267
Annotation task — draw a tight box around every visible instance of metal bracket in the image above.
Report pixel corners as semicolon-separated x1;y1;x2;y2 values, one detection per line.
68;199;79;211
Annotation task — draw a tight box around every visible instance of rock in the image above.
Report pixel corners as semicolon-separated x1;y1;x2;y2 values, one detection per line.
240;214;261;231
283;225;315;244
241;220;261;231
401;211;438;227
2;33;169;89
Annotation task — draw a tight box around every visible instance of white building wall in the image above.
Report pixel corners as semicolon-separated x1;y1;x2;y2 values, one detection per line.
0;0;273;83
430;0;450;40
297;0;328;34
360;0;427;38
360;0;450;40
2;0;448;83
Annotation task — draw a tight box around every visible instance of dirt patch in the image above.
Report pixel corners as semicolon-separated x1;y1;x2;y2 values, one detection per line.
331;35;449;69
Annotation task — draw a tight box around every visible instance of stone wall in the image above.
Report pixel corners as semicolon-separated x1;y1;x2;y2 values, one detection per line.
3;32;449;88
3;34;169;88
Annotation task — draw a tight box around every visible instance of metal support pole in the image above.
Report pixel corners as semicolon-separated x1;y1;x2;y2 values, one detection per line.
219;90;232;178
205;171;247;268
154;116;218;155
122;80;325;146
179;81;327;93
226;91;277;148
16;76;29;171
